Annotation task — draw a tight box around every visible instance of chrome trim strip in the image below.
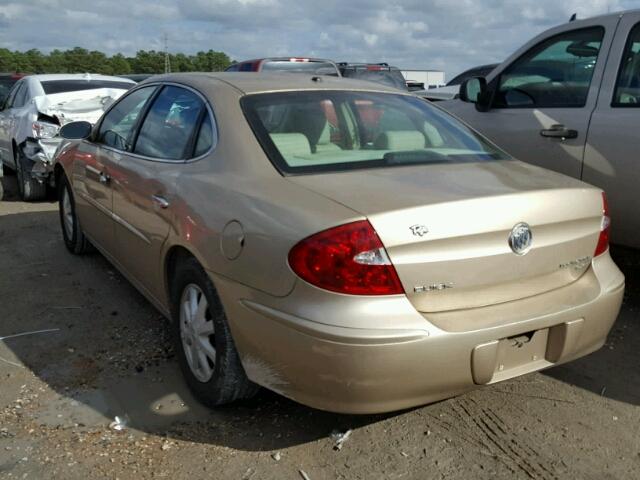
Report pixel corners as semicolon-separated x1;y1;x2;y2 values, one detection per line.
112;212;151;244
77;192;151;245
77;191;111;218
85;165;102;176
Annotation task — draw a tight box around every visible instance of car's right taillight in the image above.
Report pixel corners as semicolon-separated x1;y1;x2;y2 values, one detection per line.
288;220;403;295
594;192;610;257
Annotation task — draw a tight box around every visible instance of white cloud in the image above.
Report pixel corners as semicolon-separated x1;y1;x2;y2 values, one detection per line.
0;0;636;79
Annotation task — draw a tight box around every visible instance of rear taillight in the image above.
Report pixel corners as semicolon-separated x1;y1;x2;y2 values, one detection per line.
288;220;403;295
594;192;610;257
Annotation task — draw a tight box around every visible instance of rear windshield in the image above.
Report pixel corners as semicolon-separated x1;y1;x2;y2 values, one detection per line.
341;68;408;90
41;80;134;95
260;61;339;76
242;91;509;175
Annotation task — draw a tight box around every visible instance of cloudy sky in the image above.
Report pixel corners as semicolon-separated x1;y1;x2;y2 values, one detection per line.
0;0;638;79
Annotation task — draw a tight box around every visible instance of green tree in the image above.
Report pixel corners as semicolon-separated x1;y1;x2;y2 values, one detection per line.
191;50;231;72
0;47;233;75
108;54;131;75
0;49;14;72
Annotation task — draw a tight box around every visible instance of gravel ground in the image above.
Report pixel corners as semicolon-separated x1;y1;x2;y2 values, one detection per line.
0;173;638;480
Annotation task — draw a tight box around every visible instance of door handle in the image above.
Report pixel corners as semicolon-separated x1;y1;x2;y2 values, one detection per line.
540;124;578;139
152;194;170;209
86;165;110;184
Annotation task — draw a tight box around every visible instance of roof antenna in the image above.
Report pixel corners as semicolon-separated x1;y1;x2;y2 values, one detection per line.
163;33;171;73
569;13;577;22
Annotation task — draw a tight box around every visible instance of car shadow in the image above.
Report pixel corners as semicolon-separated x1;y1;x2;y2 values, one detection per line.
0;209;637;453
542;245;640;406
0;208;398;451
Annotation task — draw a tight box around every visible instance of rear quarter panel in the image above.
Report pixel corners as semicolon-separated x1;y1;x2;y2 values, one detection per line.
164;79;361;298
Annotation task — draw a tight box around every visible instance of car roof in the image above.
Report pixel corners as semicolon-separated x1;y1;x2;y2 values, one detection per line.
141;72;409;95
24;73;136;83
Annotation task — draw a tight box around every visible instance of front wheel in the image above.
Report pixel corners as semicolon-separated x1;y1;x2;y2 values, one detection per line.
171;257;258;408
58;175;92;254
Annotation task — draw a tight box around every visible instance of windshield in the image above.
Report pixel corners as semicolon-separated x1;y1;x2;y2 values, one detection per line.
261;61;339;76
341;68;408;90
242;91;508;174
41;80;134;95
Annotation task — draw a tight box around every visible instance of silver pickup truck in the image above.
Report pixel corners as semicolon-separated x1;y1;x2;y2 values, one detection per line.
441;10;640;248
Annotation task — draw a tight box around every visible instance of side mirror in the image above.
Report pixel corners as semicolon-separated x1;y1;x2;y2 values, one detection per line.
459;76;493;112
60;121;92;140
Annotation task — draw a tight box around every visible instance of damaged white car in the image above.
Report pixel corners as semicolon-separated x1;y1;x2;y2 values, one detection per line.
0;74;135;200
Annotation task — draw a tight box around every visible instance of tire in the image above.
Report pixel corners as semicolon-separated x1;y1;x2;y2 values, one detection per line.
15;147;46;201
171;257;259;407
58;175;92;254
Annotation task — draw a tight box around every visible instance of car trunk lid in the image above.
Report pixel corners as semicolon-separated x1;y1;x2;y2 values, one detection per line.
287;160;603;312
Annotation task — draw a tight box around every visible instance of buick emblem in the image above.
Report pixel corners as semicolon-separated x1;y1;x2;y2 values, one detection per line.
508;222;532;255
410;224;429;237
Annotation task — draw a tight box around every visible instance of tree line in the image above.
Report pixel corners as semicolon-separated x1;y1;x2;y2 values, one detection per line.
0;47;233;75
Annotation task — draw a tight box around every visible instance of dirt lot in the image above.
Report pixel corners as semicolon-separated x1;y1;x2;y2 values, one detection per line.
0;172;638;480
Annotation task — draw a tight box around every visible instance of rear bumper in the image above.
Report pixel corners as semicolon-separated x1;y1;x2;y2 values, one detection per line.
212;251;624;414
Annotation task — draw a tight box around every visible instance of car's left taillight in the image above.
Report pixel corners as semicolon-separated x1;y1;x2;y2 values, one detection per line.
288;220;404;295
594;192;610;257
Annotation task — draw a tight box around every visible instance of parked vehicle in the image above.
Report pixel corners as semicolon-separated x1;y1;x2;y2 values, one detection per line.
0;72;25;198
54;73;623;414
416;64;499;101
406;80;425;92
440;10;640;248
337;62;408;90
226;57;340;76
0;74;134;200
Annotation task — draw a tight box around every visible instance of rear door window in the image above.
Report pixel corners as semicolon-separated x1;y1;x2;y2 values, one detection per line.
10;82;28;108
133;86;205;160
97;86;157;151
495;27;604;108
193;113;215;157
613;22;640;106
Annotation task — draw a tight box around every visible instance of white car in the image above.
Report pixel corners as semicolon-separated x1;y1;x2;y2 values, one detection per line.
0;74;135;200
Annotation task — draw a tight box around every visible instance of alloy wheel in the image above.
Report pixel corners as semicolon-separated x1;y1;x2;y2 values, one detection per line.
179;284;216;382
61;186;74;240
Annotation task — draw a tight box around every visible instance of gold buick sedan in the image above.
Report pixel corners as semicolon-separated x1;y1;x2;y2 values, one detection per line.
53;73;624;414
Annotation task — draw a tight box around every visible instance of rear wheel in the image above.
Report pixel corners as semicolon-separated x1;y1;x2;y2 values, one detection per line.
59;175;92;254
15;147;46;201
171;257;258;407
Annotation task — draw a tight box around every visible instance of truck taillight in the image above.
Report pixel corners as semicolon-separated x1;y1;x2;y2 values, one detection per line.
288;220;403;295
594;192;610;257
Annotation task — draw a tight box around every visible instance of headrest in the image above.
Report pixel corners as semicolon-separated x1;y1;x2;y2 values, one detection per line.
270;133;311;158
374;130;426;151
